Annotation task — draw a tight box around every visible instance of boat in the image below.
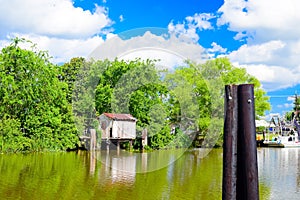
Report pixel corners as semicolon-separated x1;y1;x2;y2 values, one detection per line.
260;115;300;148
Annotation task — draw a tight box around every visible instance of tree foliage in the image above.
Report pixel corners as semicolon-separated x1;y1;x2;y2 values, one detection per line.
0;39;78;152
284;94;300;121
94;59;177;148
0;38;271;152
166;58;271;147
93;57;270;149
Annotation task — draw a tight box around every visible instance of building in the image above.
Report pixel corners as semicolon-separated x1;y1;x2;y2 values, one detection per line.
98;113;137;140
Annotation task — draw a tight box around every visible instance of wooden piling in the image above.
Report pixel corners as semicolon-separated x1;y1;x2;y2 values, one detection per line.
237;84;259;200
117;140;120;154
222;85;238;200
90;129;96;151
222;84;259;200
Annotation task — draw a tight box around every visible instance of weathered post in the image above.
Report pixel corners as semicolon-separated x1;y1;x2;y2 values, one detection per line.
223;85;238;200
117;140;120;155
90;129;96;151
236;84;259;200
106;139;110;152
222;84;259;200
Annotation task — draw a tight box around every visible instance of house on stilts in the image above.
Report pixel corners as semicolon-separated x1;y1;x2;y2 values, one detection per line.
98;113;137;150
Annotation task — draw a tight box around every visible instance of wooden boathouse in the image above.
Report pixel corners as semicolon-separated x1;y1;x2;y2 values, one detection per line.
98;113;137;151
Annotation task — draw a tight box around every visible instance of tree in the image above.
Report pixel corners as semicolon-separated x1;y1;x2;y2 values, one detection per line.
215;58;271;117
166;58;270;147
293;94;300;116
60;57;86;103
94;59;178;149
66;56;270;150
0;38;78;152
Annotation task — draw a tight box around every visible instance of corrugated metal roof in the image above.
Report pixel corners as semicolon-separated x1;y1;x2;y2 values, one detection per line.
102;113;137;121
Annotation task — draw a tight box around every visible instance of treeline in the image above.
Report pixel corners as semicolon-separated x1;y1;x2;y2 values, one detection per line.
0;39;270;153
0;39;78;152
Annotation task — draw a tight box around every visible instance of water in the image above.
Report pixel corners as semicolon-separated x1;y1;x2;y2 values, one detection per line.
257;148;300;200
0;148;298;200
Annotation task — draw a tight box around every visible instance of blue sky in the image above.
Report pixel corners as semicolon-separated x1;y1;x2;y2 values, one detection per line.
0;0;299;118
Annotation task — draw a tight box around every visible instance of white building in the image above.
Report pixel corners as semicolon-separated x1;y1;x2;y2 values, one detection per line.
98;113;137;139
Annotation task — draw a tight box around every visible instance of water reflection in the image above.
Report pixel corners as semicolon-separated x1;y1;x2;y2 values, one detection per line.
0;149;282;200
99;150;136;184
257;148;300;200
81;149;223;199
96;149;187;174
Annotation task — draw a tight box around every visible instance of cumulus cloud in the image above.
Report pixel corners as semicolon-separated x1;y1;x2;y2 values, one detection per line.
287;96;295;101
168;13;215;43
229;40;286;64
119;15;124;22
217;0;300;42
227;39;300;91
204;42;228;59
277;103;293;109
89;30;206;68
165;1;300;92
120;48;187;70
1;33;105;63
0;0;113;63
236;63;300;91
0;0;112;39
216;0;300;91
209;42;227;53
226;37;300;92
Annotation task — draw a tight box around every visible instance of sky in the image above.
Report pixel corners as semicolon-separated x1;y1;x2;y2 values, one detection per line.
0;0;300;118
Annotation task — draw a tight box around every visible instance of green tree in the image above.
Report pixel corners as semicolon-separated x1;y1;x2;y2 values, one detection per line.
94;59;177;149
166;58;270;147
60;57;86;103
0;38;78;152
294;95;300;111
68;56;270;150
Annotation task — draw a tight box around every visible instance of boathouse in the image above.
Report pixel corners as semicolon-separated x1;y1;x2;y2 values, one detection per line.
98;113;137;140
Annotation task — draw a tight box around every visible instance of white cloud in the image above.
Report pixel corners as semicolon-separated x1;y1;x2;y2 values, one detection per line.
216;1;300;91
0;0;112;38
119;48;187;70
215;0;300;114
287;96;295;101
1;33;104;64
186;13;215;30
119;15;124;22
208;42;227;53
217;0;300;42
168;22;199;43
0;0;113;63
233;32;248;41
89;31;206;67
168;13;214;43
236;63;300;91
227;39;300;91
229;40;286;64
277;103;293;109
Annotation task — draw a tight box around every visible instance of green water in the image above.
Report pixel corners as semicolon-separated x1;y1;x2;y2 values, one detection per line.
0;148;288;200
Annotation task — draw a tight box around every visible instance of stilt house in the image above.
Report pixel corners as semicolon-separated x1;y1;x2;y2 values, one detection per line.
98;113;137;139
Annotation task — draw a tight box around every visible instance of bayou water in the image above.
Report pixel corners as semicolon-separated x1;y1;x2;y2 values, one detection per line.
0;148;299;199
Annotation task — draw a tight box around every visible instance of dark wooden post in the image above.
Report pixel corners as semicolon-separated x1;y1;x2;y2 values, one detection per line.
223;85;238;200
237;84;259;200
222;84;259;200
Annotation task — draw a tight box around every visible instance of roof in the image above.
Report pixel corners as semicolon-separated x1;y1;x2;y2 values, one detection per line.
255;120;269;127
101;113;137;121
